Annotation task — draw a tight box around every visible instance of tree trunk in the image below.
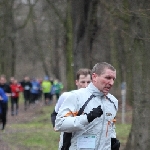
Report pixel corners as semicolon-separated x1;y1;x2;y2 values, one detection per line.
31;4;50;76
125;1;150;149
71;0;99;72
65;0;74;90
10;5;17;77
0;0;16;78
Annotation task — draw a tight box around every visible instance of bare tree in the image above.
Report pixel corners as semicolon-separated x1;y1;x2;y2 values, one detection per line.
0;0;38;78
71;0;100;71
29;1;50;76
124;1;150;149
45;0;74;90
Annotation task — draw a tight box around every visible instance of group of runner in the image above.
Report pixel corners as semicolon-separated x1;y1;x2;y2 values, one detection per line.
0;75;63;130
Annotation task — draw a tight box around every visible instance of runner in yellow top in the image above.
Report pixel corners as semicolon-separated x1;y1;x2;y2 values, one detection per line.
41;76;52;105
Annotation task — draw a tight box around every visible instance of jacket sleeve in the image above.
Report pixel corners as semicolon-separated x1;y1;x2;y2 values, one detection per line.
55;92;89;132
0;88;8;103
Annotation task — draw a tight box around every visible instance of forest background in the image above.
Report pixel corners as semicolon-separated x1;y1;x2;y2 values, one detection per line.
0;0;150;149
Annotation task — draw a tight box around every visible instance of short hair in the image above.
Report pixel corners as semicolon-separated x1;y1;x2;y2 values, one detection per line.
76;68;91;80
91;62;116;75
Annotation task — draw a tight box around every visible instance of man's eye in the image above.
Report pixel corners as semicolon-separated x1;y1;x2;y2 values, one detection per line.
106;77;111;80
106;77;115;81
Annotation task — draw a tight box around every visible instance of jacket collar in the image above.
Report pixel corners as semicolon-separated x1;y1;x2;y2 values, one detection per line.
87;82;104;97
86;83;118;110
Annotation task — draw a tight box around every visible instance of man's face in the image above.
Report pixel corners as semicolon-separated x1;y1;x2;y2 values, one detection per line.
10;77;15;83
0;77;6;84
24;76;29;81
92;68;116;95
76;74;91;89
14;80;18;84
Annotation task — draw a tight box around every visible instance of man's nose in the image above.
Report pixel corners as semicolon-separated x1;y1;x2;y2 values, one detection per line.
109;79;114;85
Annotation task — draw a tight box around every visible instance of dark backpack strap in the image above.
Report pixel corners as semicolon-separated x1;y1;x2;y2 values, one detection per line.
77;94;95;116
51;109;58;128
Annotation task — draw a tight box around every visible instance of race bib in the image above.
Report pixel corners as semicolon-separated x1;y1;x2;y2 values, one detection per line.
33;86;37;90
25;85;30;90
77;135;96;149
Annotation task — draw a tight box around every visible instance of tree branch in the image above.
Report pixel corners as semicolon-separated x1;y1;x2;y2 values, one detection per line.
17;0;38;30
45;0;66;28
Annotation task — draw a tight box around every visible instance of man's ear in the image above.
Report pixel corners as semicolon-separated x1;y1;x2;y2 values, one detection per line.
92;73;97;82
75;80;78;86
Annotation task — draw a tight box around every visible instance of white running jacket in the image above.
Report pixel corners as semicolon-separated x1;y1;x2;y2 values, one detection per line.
55;83;118;150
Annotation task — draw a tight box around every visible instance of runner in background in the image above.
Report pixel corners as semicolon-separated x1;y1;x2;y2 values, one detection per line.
0;87;8;130
10;79;23;116
30;78;41;107
41;76;52;105
0;75;11;130
53;79;63;101
20;76;32;111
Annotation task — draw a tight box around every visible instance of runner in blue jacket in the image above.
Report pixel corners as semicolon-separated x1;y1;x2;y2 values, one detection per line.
0;87;8;130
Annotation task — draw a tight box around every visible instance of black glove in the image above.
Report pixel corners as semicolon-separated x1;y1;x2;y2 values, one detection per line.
111;138;120;150
86;105;103;123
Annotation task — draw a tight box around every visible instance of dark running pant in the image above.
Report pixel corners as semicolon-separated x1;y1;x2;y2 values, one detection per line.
11;97;19;115
23;91;30;109
0;103;8;130
55;93;60;101
30;93;39;104
49;93;53;101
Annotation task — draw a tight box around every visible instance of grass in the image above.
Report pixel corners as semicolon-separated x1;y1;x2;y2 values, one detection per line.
2;99;131;150
116;123;131;147
3;104;60;150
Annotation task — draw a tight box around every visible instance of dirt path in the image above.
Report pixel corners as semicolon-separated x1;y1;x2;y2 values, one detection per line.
7;101;45;124
0;100;52;150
